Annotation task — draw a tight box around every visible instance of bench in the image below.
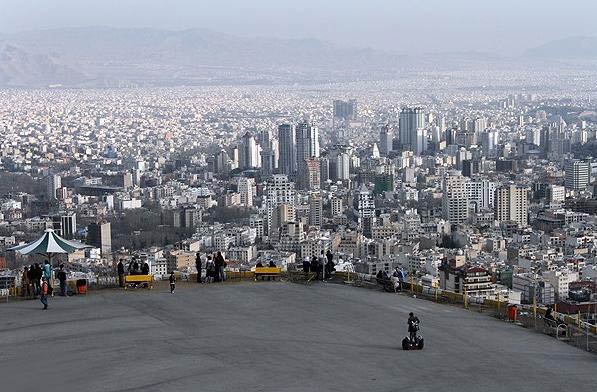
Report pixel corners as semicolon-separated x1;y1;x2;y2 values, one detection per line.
124;274;154;290
254;267;281;281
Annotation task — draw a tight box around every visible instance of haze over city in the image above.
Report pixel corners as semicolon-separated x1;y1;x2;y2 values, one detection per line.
0;1;596;392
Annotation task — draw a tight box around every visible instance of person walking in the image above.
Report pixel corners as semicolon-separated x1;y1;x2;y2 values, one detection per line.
40;277;49;310
117;259;125;287
169;272;176;294
57;264;68;297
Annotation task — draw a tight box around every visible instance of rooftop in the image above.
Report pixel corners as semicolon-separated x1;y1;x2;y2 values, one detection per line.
0;282;594;391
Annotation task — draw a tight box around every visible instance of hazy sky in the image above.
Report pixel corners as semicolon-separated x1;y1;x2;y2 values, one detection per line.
1;0;596;54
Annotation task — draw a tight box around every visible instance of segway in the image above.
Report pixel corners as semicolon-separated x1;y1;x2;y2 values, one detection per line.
402;321;424;350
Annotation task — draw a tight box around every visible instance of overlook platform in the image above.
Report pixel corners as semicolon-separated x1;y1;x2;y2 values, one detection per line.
0;281;594;392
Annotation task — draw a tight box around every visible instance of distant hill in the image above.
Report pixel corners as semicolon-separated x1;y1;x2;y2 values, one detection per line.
0;27;403;87
0;44;85;87
524;36;597;59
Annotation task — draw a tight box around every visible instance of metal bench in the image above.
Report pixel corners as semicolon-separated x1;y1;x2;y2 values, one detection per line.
124;274;154;289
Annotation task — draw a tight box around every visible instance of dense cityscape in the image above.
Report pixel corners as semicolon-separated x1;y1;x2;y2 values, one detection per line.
1;77;596;321
2;2;597;390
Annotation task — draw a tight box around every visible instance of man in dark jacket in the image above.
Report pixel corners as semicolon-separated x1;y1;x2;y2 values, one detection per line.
57;264;68;296
117;259;125;287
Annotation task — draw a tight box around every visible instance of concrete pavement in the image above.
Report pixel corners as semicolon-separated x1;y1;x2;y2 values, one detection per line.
0;281;594;391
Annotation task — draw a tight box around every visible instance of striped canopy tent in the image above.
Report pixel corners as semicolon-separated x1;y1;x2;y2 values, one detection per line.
9;228;92;265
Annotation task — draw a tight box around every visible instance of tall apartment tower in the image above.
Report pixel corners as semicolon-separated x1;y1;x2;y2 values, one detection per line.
264;175;296;236
47;174;61;200
298;158;321;190
398;107;425;151
494;185;529;227
295;121;320;165
379;125;393;157
442;171;470;224
237;177;255;207
87;221;112;259
239;131;260;169
565;160;590;191
278;124;297;176
333;99;357;121
309;191;323;228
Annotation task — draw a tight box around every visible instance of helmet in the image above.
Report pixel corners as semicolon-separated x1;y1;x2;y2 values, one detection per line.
409;312;414;316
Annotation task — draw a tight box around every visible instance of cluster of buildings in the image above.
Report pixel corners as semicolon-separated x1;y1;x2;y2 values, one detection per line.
0;86;596;322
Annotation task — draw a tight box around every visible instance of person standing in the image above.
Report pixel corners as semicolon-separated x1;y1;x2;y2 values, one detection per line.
33;263;42;296
195;252;202;283
117;259;125;287
43;260;52;295
40;277;49;310
214;252;225;283
21;267;31;298
169;272;176;294
325;250;335;280
57;264;68;297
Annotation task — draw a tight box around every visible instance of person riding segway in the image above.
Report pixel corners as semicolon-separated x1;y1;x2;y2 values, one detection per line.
402;312;424;350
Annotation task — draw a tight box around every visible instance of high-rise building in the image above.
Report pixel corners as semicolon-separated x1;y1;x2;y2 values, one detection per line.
295;121;320;165
51;211;77;239
87;222;112;258
264;175;296;236
331;196;343;216
309;192;323;228
442;171;470;224
480;130;499;157
414;128;428;155
47;174;61;200
357;186;375;238
466;179;496;211
565;160;590;191
398;107;425;151
336;152;351;181
494;185;529;227
379;125;393;157
473;117;487;133
258;129;276;175
237;177;255;207
333;99;357;120
239;132;261;169
298;158;321;190
278;124;297;176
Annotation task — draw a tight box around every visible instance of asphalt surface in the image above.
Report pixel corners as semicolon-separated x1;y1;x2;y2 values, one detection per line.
0;281;595;392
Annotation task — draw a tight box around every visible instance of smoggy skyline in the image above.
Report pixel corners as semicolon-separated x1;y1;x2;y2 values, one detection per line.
1;0;597;55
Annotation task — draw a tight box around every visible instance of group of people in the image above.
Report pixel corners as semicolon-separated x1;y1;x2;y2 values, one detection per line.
376;267;406;292
116;258;150;287
21;261;69;309
302;250;336;280
195;251;227;283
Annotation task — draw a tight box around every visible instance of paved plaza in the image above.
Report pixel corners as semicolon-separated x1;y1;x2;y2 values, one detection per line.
0;282;594;392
